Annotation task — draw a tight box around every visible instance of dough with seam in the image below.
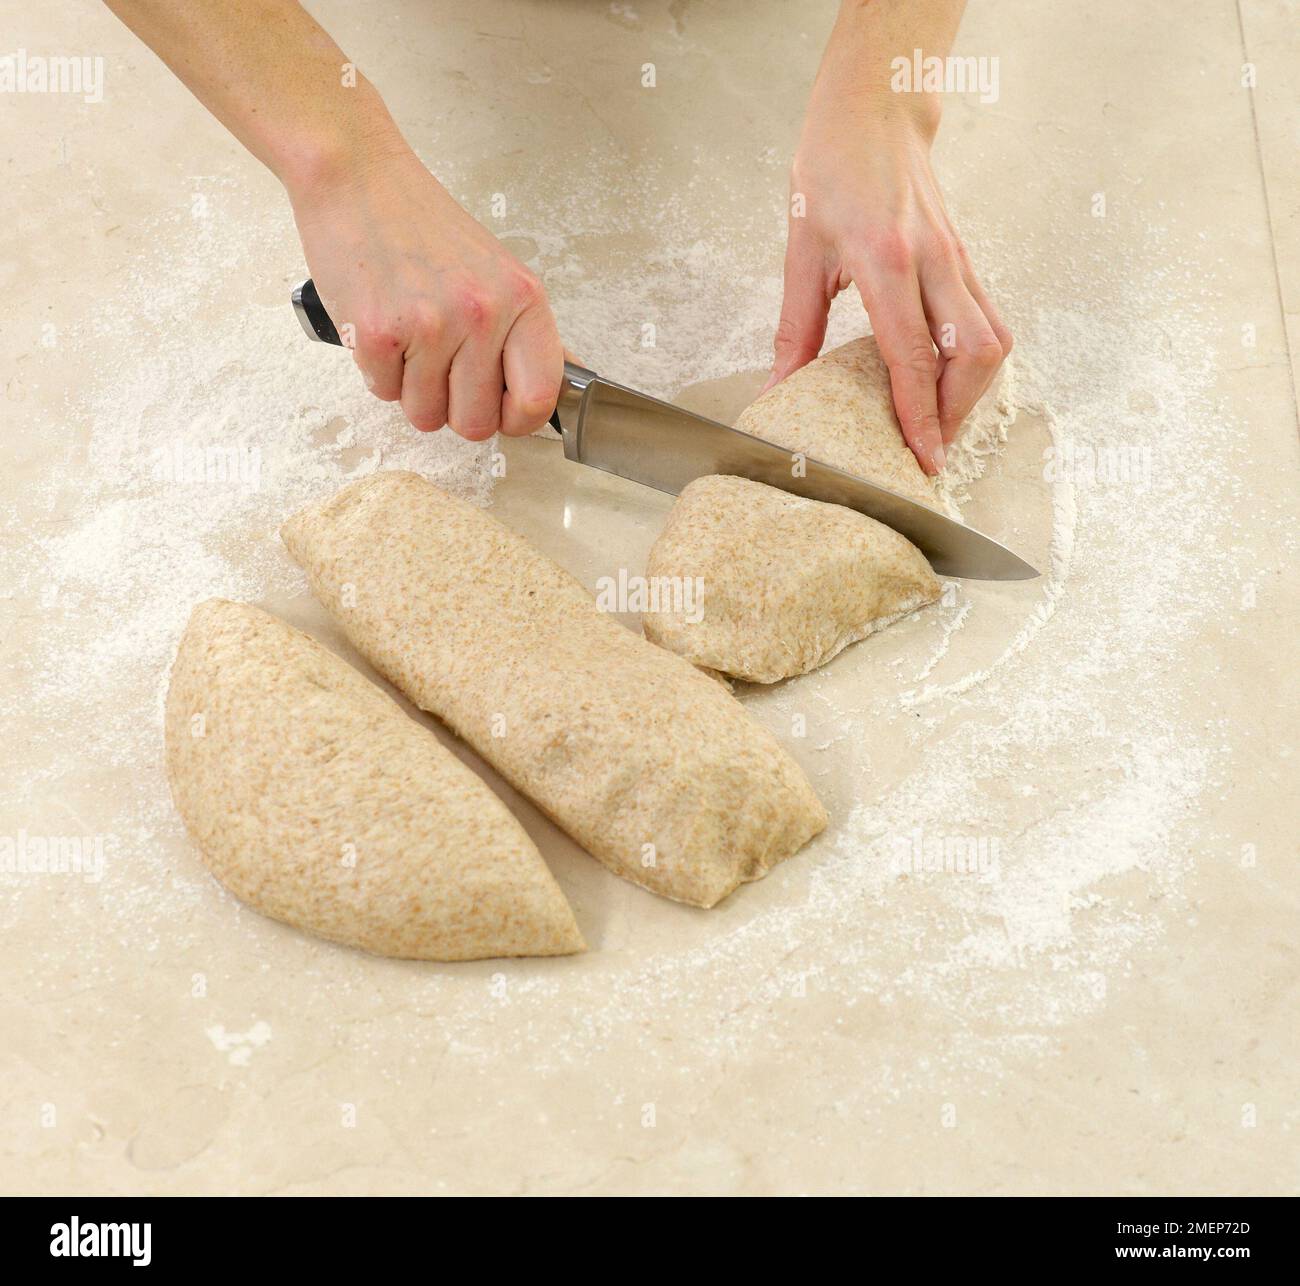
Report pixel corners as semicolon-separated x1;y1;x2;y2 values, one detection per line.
281;472;827;909
165;598;584;960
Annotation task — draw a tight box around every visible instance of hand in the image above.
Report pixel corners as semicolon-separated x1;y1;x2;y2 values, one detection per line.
288;143;563;440
769;97;1012;474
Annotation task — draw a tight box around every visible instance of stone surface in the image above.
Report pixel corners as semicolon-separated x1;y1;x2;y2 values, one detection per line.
0;0;1295;1195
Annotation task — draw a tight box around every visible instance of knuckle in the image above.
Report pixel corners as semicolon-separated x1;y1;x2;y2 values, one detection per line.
508;268;543;311
921;232;959;270
865;227;913;273
898;339;939;379
967;334;1006;369
502;409;550;438
402;387;448;432
515;388;556;419
456;285;497;333
772;316;801;349
455;415;500;440
905;411;941;437
769;314;800;348
357;361;400;401
409;303;445;344
772;317;818;363
358;321;402;356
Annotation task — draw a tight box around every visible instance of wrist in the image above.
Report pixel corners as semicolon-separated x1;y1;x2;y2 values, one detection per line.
276;87;413;207
814;1;951;145
861;86;943;146
797;87;939;176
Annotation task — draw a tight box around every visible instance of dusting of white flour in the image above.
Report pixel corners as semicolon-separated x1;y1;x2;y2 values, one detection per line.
1;157;1244;1106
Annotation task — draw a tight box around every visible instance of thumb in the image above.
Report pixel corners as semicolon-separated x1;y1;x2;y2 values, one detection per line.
764;237;830;393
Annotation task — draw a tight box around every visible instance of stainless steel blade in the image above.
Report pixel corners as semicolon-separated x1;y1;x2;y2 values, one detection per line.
286;285;1035;580
561;376;1039;581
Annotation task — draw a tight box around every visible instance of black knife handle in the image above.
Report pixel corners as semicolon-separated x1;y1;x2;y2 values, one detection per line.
291;278;341;346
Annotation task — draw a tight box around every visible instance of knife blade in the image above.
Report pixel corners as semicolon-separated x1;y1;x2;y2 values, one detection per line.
292;278;1039;581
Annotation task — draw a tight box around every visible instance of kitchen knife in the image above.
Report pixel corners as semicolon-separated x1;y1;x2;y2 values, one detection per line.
292;279;1038;581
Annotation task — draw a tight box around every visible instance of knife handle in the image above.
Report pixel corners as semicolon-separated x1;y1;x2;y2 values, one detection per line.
291;277;593;436
290;278;342;345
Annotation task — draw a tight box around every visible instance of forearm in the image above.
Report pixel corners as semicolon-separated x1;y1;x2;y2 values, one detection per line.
103;0;409;195
105;1;566;442
809;0;967;141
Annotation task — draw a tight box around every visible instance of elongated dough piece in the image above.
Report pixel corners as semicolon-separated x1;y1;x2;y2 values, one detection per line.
644;475;941;684
165;599;583;960
281;472;827;908
735;335;954;517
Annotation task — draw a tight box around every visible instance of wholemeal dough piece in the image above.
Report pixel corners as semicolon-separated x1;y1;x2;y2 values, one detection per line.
165;599;583;960
643;475;941;684
734;335;956;518
281;472;827;908
642;335;946;683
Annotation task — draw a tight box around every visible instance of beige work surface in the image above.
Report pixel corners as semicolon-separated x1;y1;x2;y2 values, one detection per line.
2;1;1297;1195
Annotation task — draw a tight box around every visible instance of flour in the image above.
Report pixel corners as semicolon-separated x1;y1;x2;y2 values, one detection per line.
936;354;1020;508
1;159;1243;1099
206;1020;273;1068
902;408;1077;707
910;597;972;682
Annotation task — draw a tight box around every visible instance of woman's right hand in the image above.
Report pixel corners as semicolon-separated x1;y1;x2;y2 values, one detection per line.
288;143;563;441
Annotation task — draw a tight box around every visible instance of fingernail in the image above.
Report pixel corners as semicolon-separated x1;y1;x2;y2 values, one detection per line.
362;371;375;391
931;439;946;472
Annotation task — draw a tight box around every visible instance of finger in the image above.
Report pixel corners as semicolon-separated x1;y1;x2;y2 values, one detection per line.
955;242;1014;357
500;304;564;437
447;336;506;441
398;336;454;433
852;254;945;474
765;233;832;392
353;326;405;402
919;260;1005;443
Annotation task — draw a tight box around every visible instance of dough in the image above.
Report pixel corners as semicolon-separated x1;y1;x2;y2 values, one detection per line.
734;335;955;518
281;472;827;908
642;335;946;683
643;474;941;684
165;599;584;960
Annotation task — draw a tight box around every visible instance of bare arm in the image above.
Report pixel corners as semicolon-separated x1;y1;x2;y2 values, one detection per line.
105;0;399;187
104;0;562;439
774;0;1012;474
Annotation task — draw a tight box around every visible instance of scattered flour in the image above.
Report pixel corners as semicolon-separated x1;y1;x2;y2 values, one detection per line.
1;153;1248;1102
206;1021;273;1067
